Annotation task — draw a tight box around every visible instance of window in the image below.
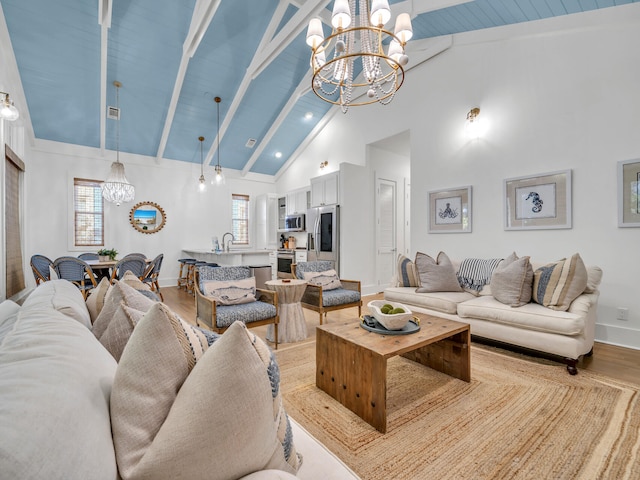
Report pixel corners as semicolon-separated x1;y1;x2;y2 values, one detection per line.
5;145;25;297
74;178;104;246
231;193;249;245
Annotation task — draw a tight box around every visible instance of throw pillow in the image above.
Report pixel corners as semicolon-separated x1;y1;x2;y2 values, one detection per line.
490;252;534;307
532;253;588;311
396;254;419;287
86;277;111;324
202;276;257;305
111;313;300;479
303;269;342;290
92;280;157;339
414;252;462;293
121;270;160;302
98;303;145;361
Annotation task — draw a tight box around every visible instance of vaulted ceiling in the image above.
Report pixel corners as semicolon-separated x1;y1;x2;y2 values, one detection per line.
1;0;635;177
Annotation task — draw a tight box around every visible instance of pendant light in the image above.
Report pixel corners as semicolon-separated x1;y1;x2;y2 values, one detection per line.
0;92;19;121
102;81;135;206
212;96;225;185
198;136;206;192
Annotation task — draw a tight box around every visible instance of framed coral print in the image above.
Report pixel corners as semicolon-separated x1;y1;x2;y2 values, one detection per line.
618;159;640;227
428;186;472;233
504;170;572;230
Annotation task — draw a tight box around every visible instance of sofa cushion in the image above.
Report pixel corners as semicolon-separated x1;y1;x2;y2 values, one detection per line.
415;251;463;293
456;257;502;294
86;277;111;323
584;265;603;294
385;287;475;315
99;303;146;361
0;300;21;342
120;270;160;301
532;253;588;312
303;269;342;291
396;254;419;287
491;253;534;307
22;279;92;328
457;295;586;336
111;313;300;479
0;303;118;479
92;280;157;339
202;276;257;305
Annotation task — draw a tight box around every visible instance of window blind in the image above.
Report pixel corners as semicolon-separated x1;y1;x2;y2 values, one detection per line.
74;178;104;246
231;193;249;245
5;145;25;297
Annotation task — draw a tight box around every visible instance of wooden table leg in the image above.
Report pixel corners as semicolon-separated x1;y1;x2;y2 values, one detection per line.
402;329;471;382
316;328;388;433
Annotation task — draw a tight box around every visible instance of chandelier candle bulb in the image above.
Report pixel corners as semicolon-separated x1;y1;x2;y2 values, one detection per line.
370;0;391;26
306;18;324;48
332;0;351;29
394;13;413;43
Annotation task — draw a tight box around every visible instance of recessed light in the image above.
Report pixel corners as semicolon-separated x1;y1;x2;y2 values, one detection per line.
304;112;313;120
275;151;282;158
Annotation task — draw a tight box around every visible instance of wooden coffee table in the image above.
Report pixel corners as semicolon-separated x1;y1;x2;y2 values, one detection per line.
316;313;470;433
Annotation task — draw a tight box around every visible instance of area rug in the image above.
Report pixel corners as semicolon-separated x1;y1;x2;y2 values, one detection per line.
276;341;640;480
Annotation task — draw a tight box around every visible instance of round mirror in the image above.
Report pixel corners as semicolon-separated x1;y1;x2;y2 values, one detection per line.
129;201;166;234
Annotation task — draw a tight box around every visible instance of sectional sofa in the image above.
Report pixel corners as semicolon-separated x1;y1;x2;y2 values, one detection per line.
384;252;602;374
0;279;359;479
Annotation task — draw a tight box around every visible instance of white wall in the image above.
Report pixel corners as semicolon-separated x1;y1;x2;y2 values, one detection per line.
277;4;640;349
24;140;275;289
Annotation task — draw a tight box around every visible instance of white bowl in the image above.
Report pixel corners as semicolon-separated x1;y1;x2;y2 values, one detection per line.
367;300;412;330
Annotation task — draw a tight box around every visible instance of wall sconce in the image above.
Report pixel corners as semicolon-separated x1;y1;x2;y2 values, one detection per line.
0;92;20;121
465;107;485;139
320;160;328;169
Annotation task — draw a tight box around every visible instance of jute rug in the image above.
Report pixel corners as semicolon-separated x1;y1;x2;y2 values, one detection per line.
276;341;640;480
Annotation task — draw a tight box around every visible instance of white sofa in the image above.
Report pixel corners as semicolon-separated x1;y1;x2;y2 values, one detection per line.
0;280;359;480
385;256;602;375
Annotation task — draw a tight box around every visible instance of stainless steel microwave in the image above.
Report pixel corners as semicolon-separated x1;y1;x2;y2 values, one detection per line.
284;213;305;232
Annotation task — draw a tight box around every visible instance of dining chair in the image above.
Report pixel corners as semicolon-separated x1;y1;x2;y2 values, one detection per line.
142;253;164;301
110;256;147;283
30;254;54;285
77;253;99;261
52;256;97;299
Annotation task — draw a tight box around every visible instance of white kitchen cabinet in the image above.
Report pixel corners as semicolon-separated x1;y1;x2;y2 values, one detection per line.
286;188;309;215
255;193;278;250
295;250;308;263
310;171;339;207
269;251;278;280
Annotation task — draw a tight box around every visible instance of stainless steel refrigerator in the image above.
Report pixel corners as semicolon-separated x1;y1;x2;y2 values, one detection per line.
306;204;339;273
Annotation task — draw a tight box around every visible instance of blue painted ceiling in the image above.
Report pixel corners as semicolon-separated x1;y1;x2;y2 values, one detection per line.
1;0;636;176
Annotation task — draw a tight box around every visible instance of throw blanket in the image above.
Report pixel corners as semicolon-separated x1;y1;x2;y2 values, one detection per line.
457;258;502;292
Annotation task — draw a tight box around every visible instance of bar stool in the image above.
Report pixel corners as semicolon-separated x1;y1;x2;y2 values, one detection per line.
188;261;207;295
177;258;196;290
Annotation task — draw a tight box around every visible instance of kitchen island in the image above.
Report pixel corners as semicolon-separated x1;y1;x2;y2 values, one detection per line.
182;249;272;266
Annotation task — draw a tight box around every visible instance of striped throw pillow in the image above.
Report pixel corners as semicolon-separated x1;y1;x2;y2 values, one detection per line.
396;254;419;287
532;253;588;311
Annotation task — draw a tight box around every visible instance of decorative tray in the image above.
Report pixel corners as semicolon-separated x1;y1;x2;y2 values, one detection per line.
360;315;421;335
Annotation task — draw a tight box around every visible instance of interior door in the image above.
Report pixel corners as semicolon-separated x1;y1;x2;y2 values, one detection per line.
375;177;396;291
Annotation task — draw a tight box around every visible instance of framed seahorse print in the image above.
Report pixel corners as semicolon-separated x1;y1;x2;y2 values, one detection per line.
428;186;472;233
504;170;572;230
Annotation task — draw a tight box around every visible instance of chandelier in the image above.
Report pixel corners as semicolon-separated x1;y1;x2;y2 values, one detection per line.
102;81;135;206
306;0;412;112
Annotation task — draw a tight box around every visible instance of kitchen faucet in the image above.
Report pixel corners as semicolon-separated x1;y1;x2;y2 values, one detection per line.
222;232;235;252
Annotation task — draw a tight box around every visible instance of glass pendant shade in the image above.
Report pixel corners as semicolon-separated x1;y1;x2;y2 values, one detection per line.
102;162;135;206
213;164;225;185
211;97;225;186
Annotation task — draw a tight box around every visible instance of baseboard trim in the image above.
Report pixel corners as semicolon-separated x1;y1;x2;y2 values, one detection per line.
595;323;640;351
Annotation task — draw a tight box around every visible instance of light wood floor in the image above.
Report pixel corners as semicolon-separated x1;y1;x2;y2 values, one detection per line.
162;286;640;385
